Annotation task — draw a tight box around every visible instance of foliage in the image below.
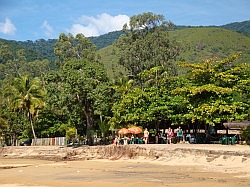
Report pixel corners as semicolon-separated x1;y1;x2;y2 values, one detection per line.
169;27;250;65
45;58;111;138
220;20;250;36
17;39;57;60
97;27;250;80
4;76;46;142
0;46;50;84
1;24;250;81
0;12;250;143
65;127;77;140
54;33;99;64
1;20;250;64
88;31;125;50
97;45;128;80
110;69;187;128
172;53;250;125
0;39;45;63
114;12;181;78
241;126;250;145
18;59;50;80
0;56;49;143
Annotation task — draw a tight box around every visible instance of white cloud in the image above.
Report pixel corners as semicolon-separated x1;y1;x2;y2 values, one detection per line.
69;24;99;37
41;20;54;38
0;18;16;35
68;13;129;37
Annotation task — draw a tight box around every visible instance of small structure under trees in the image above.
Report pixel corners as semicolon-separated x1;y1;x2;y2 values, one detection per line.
223;120;250;129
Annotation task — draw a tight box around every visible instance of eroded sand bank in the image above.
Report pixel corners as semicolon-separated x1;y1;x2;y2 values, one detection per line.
0;144;250;187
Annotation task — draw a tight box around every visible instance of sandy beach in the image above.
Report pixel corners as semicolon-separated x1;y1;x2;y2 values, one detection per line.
0;144;250;187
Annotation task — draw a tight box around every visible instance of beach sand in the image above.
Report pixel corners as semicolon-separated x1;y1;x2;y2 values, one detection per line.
0;144;250;187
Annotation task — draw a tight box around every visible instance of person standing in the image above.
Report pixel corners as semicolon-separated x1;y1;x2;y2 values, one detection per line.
114;135;119;145
144;128;149;144
166;127;173;144
177;126;183;143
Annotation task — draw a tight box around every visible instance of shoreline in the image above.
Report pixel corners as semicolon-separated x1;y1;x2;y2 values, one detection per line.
1;144;250;187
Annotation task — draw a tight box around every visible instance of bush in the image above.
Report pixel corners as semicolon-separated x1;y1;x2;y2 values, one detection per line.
241;126;250;145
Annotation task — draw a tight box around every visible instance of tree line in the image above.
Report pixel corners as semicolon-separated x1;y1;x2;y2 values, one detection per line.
0;12;249;145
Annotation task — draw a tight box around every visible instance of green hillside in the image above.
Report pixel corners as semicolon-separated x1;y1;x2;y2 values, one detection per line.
89;31;124;50
97;45;127;80
1;20;249;65
1;26;250;80
220;20;250;36
14;31;124;60
16;39;57;61
0;38;45;63
1;31;123;62
169;27;250;62
98;27;250;79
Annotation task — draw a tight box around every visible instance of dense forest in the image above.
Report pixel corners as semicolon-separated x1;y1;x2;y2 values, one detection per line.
0;12;249;146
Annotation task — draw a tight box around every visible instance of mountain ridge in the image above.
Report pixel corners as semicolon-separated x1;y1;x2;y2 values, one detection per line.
0;20;249;66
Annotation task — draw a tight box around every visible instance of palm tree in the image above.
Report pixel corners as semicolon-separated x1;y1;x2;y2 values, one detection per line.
10;76;45;144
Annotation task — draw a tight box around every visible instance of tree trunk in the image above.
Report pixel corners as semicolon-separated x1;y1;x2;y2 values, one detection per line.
29;112;36;145
83;107;94;146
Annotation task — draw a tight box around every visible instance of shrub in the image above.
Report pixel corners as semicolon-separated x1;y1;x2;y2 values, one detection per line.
241;126;250;145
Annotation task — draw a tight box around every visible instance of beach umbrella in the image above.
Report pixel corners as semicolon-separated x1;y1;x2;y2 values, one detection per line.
118;128;130;135
128;126;142;134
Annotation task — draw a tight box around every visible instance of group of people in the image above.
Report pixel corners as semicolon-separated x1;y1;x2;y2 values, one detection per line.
113;128;150;145
114;135;131;145
114;126;184;145
165;126;183;144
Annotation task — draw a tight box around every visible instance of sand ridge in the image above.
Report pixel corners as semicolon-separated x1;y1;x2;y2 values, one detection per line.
0;144;250;187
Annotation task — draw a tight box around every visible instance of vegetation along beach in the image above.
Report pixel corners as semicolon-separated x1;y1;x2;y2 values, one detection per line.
0;6;250;187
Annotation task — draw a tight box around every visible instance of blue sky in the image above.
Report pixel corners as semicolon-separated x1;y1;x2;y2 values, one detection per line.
0;0;249;41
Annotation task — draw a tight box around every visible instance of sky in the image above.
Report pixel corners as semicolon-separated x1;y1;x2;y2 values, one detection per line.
0;0;249;41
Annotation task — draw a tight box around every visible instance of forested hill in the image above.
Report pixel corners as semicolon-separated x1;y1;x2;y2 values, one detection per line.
174;20;250;36
98;27;250;79
0;38;46;62
0;20;249;63
220;20;250;36
88;30;125;50
169;27;250;62
3;31;125;61
15;39;57;61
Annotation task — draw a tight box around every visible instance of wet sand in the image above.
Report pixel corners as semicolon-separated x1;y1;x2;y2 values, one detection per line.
0;144;250;187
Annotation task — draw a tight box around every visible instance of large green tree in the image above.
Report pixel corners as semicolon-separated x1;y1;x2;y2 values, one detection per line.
50;33;112;144
110;67;186;129
0;44;49;143
8;76;46;143
0;49;26;81
114;12;181;80
0;45;13;64
172;53;250;125
54;33;99;64
45;59;111;144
